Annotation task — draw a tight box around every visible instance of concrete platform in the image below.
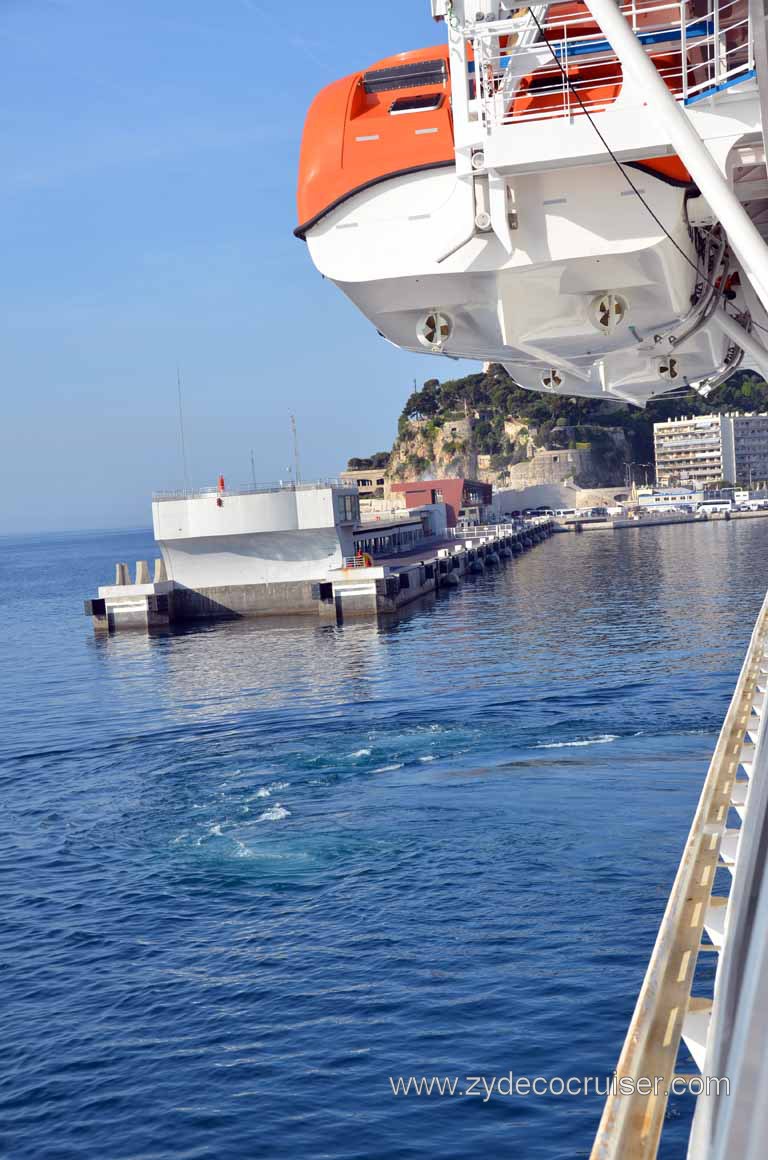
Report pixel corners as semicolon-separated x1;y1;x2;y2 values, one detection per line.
86;522;555;631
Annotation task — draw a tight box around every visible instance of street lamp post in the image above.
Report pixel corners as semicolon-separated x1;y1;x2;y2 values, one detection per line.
626;461;654;489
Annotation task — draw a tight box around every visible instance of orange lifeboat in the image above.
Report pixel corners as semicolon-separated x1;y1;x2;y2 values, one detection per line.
296;4;694;237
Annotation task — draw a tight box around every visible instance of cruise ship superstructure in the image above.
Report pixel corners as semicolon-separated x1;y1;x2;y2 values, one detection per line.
296;0;768;406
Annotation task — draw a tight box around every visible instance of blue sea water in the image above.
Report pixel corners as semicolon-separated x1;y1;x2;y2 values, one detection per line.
1;519;766;1160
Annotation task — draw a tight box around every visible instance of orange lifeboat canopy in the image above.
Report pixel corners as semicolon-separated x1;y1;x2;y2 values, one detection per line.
295;45;455;237
295;30;693;237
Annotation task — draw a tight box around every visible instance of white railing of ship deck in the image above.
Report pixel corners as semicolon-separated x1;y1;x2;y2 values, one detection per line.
153;479;344;501
590;587;768;1159
470;0;755;129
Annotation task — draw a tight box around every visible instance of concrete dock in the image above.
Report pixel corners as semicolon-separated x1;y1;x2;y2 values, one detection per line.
86;515;554;631
553;508;768;534
324;520;553;620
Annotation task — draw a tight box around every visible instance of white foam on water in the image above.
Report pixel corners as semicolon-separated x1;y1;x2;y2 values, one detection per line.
209;823;224;836
351;748;371;758
536;735;619;750
419;756;435;763
257;804;291;822
253;780;289;800
374;763;404;773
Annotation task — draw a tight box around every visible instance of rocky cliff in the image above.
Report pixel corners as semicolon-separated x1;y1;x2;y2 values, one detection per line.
351;363;768;491
386;366;634;489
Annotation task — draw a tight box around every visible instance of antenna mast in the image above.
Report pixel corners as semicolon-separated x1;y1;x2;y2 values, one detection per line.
176;364;190;491
290;413;302;485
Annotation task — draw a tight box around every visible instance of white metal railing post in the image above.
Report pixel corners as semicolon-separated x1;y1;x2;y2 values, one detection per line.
714;0;722;86
747;0;755;73
680;0;688;102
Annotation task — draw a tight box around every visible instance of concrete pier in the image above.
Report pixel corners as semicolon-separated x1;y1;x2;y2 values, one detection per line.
553;508;768;534
312;520;553;622
85;519;554;630
85;559;175;631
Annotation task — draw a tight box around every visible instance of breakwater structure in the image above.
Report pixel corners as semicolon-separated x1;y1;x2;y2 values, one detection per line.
591;590;768;1160
555;508;768;534
84;480;553;631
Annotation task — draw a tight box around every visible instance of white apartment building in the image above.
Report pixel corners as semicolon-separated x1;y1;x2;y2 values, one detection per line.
731;414;768;485
654;413;768;487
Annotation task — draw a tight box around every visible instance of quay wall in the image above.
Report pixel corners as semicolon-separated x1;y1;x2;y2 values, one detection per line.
171;580;321;620
88;522;555;631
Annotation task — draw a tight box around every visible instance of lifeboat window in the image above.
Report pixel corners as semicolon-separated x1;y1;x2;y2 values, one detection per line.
363;58;447;93
389;93;444;115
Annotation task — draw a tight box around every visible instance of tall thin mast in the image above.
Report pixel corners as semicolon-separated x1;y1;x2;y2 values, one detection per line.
176;364;190;491
290;413;301;485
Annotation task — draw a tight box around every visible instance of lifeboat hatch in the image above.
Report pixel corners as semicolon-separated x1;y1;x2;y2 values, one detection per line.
417;310;453;351
362;58;447;94
590;292;628;335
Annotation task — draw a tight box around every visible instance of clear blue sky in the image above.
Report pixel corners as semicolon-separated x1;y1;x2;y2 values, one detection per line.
1;0;475;533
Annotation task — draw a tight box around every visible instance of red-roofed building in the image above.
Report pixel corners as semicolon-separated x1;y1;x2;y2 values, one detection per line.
390;478;492;527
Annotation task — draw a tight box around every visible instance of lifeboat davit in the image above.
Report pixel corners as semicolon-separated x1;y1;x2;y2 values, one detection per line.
296;1;768;406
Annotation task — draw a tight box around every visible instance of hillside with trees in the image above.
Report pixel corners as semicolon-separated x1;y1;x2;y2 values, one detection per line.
346;451;391;471
369;364;768;486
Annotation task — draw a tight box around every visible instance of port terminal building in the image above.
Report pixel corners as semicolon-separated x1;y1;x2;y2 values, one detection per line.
148;481;361;618
87;479;465;628
654;413;768;488
389;478;493;527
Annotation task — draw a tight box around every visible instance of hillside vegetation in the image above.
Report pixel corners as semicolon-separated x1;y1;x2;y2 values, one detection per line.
362;365;768;485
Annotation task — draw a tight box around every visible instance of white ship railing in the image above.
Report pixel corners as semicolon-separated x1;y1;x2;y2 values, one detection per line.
153;479;346;501
470;0;755;129
449;517;551;536
342;556;373;569
591;588;768;1159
